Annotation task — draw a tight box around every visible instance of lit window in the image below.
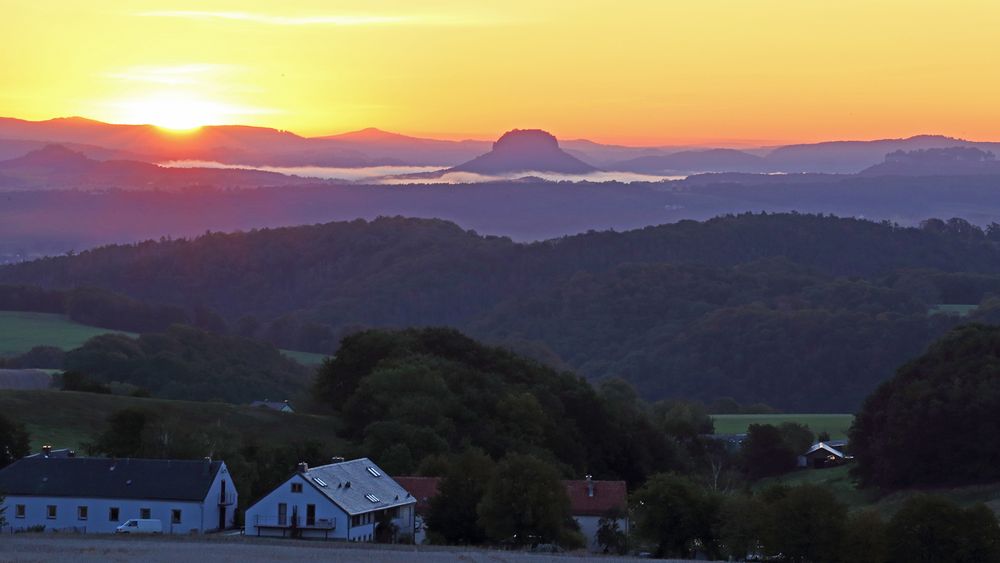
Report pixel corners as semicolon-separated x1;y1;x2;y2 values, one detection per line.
291;482;303;493
47;505;57;519
77;506;88;520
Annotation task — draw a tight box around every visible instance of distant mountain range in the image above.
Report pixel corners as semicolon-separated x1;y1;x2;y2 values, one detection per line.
4;116;1000;175
0;144;315;190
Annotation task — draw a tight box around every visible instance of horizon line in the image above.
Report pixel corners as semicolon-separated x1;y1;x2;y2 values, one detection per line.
1;114;987;150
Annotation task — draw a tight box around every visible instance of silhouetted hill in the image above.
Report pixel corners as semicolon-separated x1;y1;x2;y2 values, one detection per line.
611;148;769;174
4;213;1000;410
860;147;1000;176
448;129;599;175
0;145;311;190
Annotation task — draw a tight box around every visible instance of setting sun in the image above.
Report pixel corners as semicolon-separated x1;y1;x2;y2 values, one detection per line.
112;93;240;130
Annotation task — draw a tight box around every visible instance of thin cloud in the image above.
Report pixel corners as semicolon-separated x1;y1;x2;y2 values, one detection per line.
139;10;434;26
106;64;237;86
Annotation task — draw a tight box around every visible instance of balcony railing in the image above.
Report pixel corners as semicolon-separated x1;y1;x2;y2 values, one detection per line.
254;515;335;530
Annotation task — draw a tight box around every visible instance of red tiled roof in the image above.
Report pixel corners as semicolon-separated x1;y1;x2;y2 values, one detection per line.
394;476;440;515
563;480;627;517
394;476;626;517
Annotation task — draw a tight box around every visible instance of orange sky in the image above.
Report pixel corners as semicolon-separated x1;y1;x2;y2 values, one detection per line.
2;0;1000;145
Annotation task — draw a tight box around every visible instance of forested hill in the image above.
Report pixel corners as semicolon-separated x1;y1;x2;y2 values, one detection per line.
4;213;1000;410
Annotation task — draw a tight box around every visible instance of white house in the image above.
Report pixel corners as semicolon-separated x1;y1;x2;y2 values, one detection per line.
565;477;629;553
250;399;295;413
245;457;416;542
0;455;237;534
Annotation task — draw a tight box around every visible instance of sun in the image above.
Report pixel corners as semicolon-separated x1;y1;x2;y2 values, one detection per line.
113;93;236;131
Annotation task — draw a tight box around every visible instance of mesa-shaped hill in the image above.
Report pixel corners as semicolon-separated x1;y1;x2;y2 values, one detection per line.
447;129;599;175
859;147;1000;176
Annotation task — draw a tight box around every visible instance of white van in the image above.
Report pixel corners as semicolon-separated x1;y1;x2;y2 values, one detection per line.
115;519;163;534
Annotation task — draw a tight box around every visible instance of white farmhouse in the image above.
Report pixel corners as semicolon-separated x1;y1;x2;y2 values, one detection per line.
245;457;416;542
0;455;237;534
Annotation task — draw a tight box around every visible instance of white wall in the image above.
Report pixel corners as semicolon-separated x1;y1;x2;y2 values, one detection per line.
200;463;238;531
3;496;203;534
245;473;350;540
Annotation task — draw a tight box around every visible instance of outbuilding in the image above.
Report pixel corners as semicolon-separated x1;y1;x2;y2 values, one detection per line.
0;455;237;534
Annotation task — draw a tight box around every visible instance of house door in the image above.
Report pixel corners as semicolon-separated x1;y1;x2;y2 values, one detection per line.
278;503;287;526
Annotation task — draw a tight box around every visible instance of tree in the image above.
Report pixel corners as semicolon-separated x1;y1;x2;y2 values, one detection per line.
851;324;1000;488
778;422;815;455
717;494;769;560
742;424;797;480
426;449;495;545
0;494;6;528
887;496;1000;563
632;473;720;558
840;510;888;563
595;507;628;554
0;413;30;468
764;484;846;563
86;408;150;458
476;454;572;546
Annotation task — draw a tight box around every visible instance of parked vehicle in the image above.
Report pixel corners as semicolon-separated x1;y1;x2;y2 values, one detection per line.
115;519;163;534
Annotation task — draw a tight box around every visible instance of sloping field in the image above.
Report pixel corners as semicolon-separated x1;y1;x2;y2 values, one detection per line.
711;413;854;439
0;389;344;451
0;368;51;390
0;310;326;365
0;311;131;356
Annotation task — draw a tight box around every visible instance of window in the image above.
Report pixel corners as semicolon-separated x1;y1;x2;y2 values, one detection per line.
15;504;25;518
366;466;381;477
277;503;287;526
351;514;360;527
47;505;57;519
77;506;88;520
306;504;316;526
365;494;380;503
140;508;151;519
171;509;182;524
291;482;303;493
109;507;120;522
312;477;328;487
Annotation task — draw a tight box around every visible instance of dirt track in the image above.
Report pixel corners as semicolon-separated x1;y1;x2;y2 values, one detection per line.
0;535;703;563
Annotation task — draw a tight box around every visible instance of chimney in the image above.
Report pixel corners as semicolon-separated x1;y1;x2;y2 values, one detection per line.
331;456;345;464
42;445;52;457
297;462;309;473
67;450;76;458
586;474;595;498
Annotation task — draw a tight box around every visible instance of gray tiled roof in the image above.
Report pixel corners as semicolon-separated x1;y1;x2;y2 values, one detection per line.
302;458;415;515
0;457;223;501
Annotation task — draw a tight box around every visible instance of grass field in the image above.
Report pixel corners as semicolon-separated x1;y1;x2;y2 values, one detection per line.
0;311;133;356
711;413;854;439
0;310;326;365
0;389;345;451
757;464;1000;517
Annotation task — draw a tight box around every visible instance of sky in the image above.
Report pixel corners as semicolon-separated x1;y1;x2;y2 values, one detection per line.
2;0;1000;145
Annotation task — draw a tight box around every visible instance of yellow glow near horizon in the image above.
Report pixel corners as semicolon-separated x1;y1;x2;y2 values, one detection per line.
2;0;1000;145
113;93;236;130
